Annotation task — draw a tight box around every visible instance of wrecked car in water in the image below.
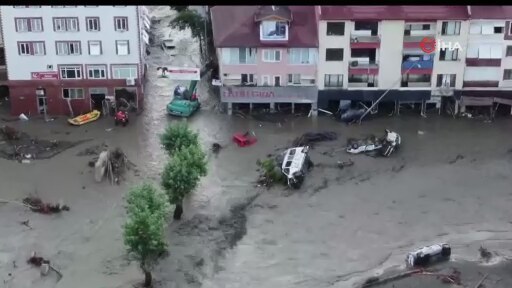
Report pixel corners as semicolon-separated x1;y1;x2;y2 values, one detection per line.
406;243;451;268
347;129;401;157
279;146;313;189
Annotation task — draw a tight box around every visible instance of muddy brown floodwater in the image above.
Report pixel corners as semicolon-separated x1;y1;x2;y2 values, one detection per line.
1;6;512;288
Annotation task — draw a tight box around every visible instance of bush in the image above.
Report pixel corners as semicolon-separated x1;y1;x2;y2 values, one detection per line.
160;122;199;155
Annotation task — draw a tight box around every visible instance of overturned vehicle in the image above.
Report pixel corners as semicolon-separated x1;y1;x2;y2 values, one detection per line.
346;129;401;157
406;243;451;268
278;146;313;189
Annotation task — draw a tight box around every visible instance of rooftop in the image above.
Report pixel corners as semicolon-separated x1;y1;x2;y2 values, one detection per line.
469;6;512;19
211;6;318;48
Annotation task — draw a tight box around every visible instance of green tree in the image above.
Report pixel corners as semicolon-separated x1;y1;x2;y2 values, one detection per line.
160;122;200;155
161;145;207;220
123;183;170;287
170;6;188;13
169;9;207;58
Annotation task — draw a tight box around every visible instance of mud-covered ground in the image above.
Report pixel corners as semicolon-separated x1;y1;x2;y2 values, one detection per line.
2;6;512;288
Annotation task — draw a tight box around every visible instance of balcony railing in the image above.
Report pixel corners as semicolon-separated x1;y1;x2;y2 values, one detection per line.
402;59;434;70
350;34;380;43
403;35;435;42
348;80;378;88
463;81;499;88
401;82;431;88
465;58;501;67
349;61;379;69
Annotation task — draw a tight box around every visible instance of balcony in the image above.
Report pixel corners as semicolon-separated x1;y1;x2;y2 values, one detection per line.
463;81;499;88
401;74;432;88
465;58;501;67
403;23;436;48
0;68;7;81
348;74;377;88
350;35;380;48
349;60;379;75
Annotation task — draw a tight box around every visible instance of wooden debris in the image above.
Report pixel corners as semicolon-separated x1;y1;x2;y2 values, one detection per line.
361;269;423;287
27;252;63;280
474;273;489;288
22;197;70;214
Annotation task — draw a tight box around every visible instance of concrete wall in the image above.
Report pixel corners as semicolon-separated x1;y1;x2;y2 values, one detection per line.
432;20;470;89
0;6;141;80
378;20;405;90
317;20;351;89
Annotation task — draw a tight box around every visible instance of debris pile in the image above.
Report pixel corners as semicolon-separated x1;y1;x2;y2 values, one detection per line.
93;147;131;184
0;125;85;161
292;131;338;147
211;143;222;154
22;196;70;214
479;246;493;262
256;158;284;188
27;252;63;280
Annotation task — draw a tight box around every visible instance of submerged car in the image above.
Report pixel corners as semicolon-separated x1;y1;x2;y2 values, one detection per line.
406;243;451;268
279;146;313;189
346;129;401;157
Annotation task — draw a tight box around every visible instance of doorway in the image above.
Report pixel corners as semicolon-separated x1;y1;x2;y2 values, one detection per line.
37;95;47;115
90;87;108;112
274;76;281;87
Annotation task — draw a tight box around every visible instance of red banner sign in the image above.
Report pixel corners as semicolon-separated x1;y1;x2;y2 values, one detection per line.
31;71;59;80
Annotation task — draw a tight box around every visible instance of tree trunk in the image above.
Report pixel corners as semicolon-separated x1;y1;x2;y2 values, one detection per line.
173;201;183;220
144;270;152;287
198;35;204;61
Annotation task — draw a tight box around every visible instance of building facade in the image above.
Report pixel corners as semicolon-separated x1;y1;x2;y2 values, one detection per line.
211;6;320;115
211;5;512;116
0;5;150;116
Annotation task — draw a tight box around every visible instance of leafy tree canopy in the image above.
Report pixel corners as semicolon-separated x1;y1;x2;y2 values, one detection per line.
160;122;200;155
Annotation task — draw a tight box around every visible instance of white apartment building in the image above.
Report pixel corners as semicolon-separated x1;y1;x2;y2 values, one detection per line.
316;6;472;112
0;5;150;116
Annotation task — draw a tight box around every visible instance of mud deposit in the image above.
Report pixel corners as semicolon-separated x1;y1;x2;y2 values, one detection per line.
0;126;89;161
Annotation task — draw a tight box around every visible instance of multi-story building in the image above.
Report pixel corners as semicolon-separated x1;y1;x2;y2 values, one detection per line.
0;5;149;116
211;5;320;115
317;6;470;113
211;5;512;116
459;6;512;112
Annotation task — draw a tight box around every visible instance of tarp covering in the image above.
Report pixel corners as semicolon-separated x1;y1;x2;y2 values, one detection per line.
460;96;493;106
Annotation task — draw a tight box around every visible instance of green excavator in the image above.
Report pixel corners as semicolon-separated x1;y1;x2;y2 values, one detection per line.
166;80;201;117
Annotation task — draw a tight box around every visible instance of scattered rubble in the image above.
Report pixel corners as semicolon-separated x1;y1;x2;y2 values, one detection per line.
22;196;70;214
211;142;222;154
449;154;465;164
0;125;88;161
27;251;63;280
479;246;493;262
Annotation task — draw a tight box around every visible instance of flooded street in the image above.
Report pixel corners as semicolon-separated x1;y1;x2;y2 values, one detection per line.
1;6;512;288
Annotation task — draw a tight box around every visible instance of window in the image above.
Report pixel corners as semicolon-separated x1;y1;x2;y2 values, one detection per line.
15;18;43;32
59;66;82;79
262;49;281;62
289;48;311;64
86;17;100;32
441;21;461;35
56;41;81;55
325;48;344;61
439;48;458;61
260;21;288;40
53;17;79;32
222;48;256;65
114;17;128;31
62;88;84;99
112;65;137;79
324;74;343;87
18;42;45;56
436;74;456;87
507;46;512;57
88;41;102;55
503;69;512;80
326;22;345;36
116;40;129;55
261;75;270;86
288;74;301;84
87;65;107;79
241;74;255;84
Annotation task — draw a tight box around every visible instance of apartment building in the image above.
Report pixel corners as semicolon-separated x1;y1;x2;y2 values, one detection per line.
0;9;7;98
0;5;150;116
317;6;471;112
459;6;512;112
211;5;319;115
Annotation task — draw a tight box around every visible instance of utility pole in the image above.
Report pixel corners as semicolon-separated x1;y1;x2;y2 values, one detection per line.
358;62;421;124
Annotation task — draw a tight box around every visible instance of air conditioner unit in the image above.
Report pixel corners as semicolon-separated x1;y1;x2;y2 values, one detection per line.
46;64;53;70
350;37;359;43
126;78;136;86
350;61;359;67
